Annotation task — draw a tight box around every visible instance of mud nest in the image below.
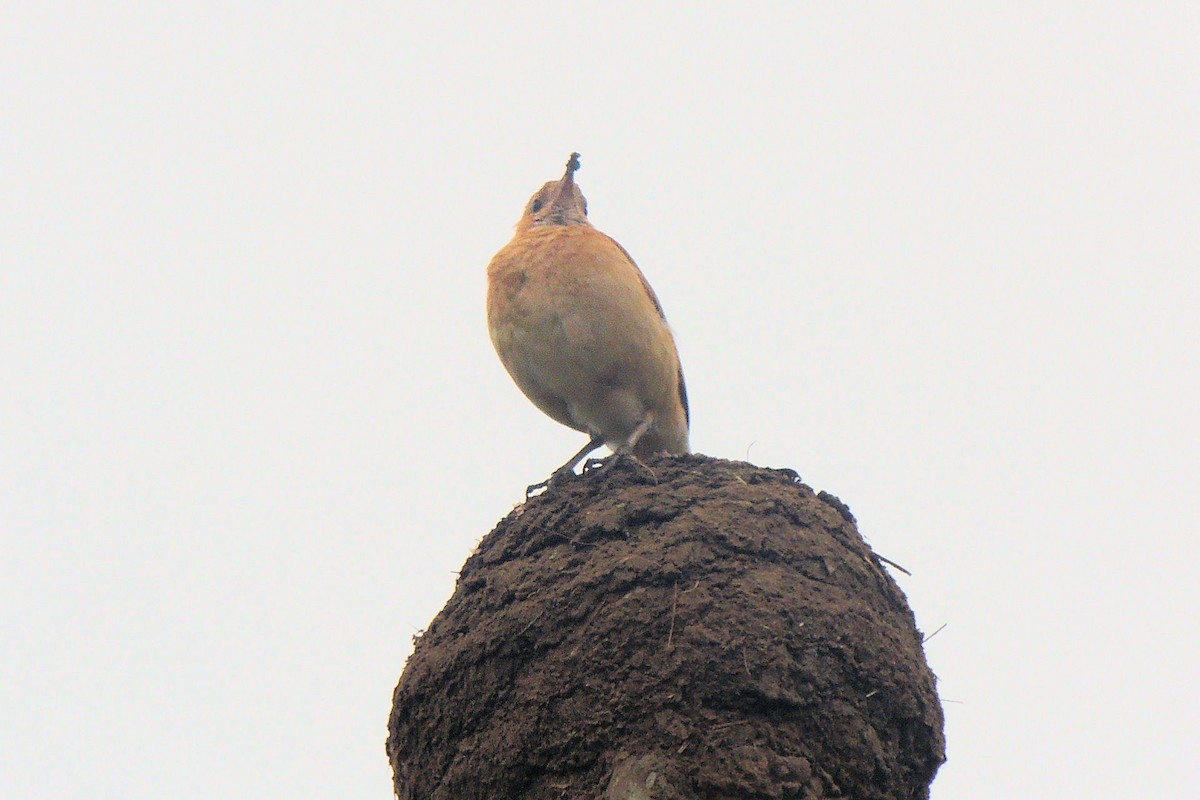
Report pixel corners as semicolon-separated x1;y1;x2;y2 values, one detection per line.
388;454;944;799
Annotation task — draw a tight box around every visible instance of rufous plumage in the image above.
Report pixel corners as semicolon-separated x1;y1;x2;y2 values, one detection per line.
487;153;689;490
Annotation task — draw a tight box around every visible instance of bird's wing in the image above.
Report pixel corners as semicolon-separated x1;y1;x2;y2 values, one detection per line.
603;234;668;320
603;232;689;428
676;364;690;428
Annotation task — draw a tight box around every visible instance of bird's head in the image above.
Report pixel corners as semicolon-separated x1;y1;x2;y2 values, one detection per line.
518;152;590;231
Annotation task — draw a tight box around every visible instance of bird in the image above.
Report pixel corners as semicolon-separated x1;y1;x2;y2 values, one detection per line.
486;152;689;493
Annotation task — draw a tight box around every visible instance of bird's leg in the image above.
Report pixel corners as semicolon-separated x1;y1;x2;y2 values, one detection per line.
584;417;657;481
526;433;606;498
620;416;654;453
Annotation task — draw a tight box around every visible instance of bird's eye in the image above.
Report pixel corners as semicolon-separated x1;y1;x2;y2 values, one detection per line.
530;199;544;213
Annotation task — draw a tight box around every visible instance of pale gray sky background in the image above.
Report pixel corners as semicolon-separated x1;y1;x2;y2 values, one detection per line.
3;3;1197;798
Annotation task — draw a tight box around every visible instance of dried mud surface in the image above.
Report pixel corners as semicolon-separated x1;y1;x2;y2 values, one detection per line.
388;454;944;799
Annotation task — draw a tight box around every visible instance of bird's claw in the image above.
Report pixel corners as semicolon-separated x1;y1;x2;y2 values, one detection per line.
582;455;613;473
525;464;577;499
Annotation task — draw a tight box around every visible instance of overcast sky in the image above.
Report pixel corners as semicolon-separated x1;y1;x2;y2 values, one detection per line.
3;4;1197;798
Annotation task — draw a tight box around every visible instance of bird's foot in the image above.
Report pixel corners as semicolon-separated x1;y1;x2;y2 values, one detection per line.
526;434;607;499
524;463;578;499
582;452;658;484
582;455;611;473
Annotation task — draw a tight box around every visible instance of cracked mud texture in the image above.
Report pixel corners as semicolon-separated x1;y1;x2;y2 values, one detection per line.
387;454;944;799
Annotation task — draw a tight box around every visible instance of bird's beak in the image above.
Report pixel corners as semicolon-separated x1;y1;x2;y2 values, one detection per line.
549;152;582;211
